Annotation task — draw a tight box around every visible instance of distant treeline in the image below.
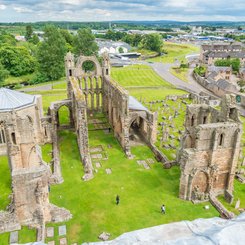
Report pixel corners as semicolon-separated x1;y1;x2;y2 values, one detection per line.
0;21;244;32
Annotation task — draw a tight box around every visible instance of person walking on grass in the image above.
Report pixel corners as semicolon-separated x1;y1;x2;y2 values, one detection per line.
161;204;166;214
116;195;120;205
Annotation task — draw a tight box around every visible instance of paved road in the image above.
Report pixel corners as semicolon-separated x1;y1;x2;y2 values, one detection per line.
150;62;217;97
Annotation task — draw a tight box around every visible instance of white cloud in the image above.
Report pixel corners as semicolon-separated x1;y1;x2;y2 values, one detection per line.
0;4;6;10
13;6;33;13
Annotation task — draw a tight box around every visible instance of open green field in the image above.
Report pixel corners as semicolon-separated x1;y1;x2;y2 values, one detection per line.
111;65;173;88
148;42;199;63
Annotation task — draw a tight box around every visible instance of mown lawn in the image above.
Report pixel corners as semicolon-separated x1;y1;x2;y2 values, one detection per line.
45;126;218;244
111;65;172;88
148;42;199;63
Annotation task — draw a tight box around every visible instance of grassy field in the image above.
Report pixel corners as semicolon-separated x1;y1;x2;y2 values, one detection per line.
111;65;173;88
148;42;199;63
170;67;189;83
44;122;218;244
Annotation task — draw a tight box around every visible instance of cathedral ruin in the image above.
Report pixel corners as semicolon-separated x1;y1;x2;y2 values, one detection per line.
178;94;242;203
0;89;71;241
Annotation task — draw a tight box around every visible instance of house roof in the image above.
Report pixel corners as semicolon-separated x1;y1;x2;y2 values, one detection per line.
0;88;36;112
129;96;148;111
205;51;245;59
207;66;232;73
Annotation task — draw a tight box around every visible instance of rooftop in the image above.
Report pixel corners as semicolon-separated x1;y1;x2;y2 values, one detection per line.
129;96;148;111
0;88;36;112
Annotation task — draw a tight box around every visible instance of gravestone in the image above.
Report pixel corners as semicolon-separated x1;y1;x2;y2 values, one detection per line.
10;231;18;244
235;199;240;209
105;168;112;174
60;237;67;245
91;154;103;159
98;232;110;241
95;162;101;168
143;162;150;170
48;241;55;245
46;227;54;238
58;225;67;236
147;158;155;164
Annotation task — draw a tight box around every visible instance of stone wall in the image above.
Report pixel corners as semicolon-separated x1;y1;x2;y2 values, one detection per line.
178;95;242;203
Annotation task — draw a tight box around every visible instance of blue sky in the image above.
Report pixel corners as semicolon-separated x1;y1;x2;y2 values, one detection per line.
0;0;244;22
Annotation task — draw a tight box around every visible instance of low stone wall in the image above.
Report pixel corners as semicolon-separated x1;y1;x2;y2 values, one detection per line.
148;143;168;163
209;194;235;219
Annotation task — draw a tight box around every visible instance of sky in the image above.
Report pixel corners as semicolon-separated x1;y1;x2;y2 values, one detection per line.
0;0;244;23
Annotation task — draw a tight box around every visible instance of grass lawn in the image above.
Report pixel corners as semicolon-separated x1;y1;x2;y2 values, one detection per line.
111;65;173;88
170;67;189;83
44;124;219;244
148;42;199;63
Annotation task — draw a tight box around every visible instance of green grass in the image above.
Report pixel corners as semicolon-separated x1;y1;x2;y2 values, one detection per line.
148;42;199;63
170;67;189;83
45;126;218;244
3;73;35;86
0;156;11;210
111;65;173;88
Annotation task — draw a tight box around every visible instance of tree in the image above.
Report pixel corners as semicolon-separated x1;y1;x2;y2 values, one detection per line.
118;47;124;53
0;45;36;76
0;33;17;46
73;28;98;56
215;58;240;72
139;34;163;53
0;62;9;84
37;25;67;80
29;34;39;45
25;25;33;41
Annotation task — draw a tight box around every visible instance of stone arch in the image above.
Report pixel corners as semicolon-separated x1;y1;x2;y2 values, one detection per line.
129;115;149;144
57;104;71;126
76;56;102;76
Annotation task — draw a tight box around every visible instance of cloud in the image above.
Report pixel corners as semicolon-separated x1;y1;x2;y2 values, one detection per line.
0;0;244;22
0;4;6;10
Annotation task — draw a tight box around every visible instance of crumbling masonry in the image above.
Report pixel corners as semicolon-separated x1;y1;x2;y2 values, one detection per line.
0;89;71;241
47;52;157;180
178;94;242;203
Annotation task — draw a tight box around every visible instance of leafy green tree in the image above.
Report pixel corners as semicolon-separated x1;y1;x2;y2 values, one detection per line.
118;47;124;53
139;34;163;53
214;58;240;72
73;28;98;56
29;34;39;45
0;45;36;76
37;25;67;80
0;33;17;46
0;62;9;84
25;25;33;41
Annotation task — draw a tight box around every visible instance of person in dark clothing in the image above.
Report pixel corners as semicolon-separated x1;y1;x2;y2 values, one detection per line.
116;195;120;205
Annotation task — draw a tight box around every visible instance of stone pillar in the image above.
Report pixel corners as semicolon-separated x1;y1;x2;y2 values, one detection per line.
51;109;63;184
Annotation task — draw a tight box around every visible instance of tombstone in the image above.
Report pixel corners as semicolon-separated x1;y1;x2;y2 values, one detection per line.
98;232;110;241
147;158;155;164
235;199;240;209
58;225;67;236
60;237;67;245
47;241;55;245
105;168;112;174
46;227;54;238
95;162;101;168
143;162;150;170
10;231;18;244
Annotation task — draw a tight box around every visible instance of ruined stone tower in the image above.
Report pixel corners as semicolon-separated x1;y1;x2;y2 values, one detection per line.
0;88;71;240
178;94;242;202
